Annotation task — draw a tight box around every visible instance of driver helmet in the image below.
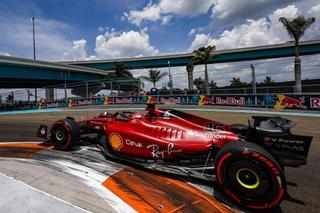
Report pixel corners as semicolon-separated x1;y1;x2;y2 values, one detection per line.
99;112;109;118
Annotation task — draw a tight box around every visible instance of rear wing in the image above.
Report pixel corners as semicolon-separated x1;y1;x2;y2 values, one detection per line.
246;116;313;167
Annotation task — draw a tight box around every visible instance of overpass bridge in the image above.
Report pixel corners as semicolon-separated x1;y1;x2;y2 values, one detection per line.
66;40;320;70
1;40;320;100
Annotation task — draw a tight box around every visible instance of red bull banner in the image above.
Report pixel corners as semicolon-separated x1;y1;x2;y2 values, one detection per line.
7;94;319;112
191;94;319;110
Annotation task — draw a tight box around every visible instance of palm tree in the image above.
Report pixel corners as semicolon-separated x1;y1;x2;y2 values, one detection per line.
229;77;247;88
108;62;133;78
107;62;133;95
279;16;316;93
194;77;205;94
191;45;216;95
141;69;168;88
186;63;194;90
263;76;274;86
209;80;217;89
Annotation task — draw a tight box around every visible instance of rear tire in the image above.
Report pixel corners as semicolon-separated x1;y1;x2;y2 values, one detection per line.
215;141;286;210
50;119;80;150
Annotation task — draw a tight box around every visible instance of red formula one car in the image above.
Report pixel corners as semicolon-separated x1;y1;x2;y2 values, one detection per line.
37;104;312;210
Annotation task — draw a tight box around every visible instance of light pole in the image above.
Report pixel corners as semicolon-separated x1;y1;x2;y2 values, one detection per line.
250;64;257;106
32;16;38;102
168;61;173;95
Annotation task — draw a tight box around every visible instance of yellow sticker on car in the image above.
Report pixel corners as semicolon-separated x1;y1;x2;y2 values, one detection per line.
109;133;123;151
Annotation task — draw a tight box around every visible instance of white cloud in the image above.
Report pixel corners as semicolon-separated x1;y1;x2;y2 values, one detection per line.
309;4;320;14
189;34;211;51
161;15;172;25
189;4;311;51
62;39;97;61
123;0;214;26
188;27;205;36
159;0;214;17
95;29;159;59
123;2;161;26
210;0;299;28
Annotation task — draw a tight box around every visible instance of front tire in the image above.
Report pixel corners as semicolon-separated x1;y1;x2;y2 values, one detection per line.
215;141;286;210
50;119;80;150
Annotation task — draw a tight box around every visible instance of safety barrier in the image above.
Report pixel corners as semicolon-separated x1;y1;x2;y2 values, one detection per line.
1;94;320;111
29;94;320;111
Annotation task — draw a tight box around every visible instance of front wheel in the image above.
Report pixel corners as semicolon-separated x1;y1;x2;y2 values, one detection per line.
214;141;286;210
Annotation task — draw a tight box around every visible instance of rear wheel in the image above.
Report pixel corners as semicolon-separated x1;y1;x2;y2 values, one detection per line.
50;119;80;150
215;142;286;210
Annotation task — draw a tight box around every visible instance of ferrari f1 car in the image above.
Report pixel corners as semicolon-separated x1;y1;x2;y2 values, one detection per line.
37;104;313;210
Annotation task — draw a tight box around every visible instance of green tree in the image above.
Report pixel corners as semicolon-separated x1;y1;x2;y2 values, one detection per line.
263;76;274;86
108;62;133;78
209;80;218;89
229;77;248;88
194;77;205;93
191;45;217;95
107;62;133;94
279;15;316;93
141;69;168;88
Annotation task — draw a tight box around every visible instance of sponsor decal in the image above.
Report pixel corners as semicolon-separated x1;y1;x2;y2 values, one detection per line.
47;102;60;108
104;97;113;105
186;130;226;140
198;95;213;106
160;97;181;104
215;97;245;105
78;100;92;106
68;99;76;107
274;95;307;109
109;133;123;151
204;122;225;131
147;143;182;158
38;99;46;109
146;96;157;104
310;97;320;108
264;137;306;151
115;98;133;104
125;139;143;148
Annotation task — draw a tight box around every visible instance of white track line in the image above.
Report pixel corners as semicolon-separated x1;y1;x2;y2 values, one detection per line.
0;172;90;212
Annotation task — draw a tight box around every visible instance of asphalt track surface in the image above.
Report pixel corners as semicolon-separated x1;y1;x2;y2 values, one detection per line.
0;104;319;212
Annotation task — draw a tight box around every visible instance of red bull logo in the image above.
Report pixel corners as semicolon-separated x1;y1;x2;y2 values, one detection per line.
68;99;76;107
198;95;212;106
274;95;307;109
38;99;46;109
310;98;320;108
147;96;157;104
104;97;113;105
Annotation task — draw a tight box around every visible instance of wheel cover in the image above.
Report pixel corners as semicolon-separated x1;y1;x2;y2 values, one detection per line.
55;130;64;141
236;168;260;190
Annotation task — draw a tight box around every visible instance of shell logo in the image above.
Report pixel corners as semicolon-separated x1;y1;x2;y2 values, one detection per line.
109;133;123;151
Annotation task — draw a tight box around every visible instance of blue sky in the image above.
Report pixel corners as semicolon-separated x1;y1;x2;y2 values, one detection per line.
1;0;319;61
0;0;320;95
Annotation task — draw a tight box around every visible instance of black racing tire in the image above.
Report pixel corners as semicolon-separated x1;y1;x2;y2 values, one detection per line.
214;141;286;210
229;124;248;137
50;119;80;151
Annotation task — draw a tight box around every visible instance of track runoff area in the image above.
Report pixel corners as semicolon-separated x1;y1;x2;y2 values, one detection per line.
0;104;319;212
